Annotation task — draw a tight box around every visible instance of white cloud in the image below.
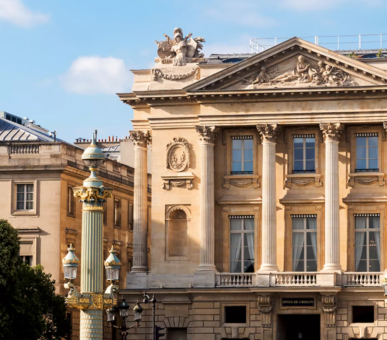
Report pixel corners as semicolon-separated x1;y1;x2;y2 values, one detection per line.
280;0;383;11
205;0;277;28
60;56;133;95
0;0;49;28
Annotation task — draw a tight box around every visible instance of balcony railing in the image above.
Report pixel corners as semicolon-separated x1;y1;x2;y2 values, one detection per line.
216;273;254;287
274;272;317;286
343;272;383;287
10;144;39;154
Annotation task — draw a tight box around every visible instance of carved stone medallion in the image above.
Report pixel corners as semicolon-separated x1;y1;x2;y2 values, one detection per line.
166;137;190;172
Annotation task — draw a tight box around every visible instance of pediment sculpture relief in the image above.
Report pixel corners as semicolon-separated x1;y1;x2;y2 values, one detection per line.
166;137;190;172
155;27;206;66
240;55;353;89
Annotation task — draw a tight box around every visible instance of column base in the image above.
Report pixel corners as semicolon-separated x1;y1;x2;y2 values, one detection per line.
197;264;216;271
127;272;148;289
130;266;148;273
321;263;342;272
194;270;215;288
259;264;279;272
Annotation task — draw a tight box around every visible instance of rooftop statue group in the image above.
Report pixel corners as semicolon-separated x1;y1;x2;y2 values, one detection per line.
155;27;206;66
250;55;350;87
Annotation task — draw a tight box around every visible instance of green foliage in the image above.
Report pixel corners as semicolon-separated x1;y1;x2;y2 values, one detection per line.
0;220;71;339
377;49;383;58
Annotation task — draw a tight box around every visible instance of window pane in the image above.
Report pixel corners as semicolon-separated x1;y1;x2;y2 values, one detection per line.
305;138;315;148
230;233;242;273
26;202;33;210
294;161;303;171
292;218;304;230
356;246;367;260
27;184;33;192
306;246;316;261
357;137;366;147
232;162;242;172
355;217;367;229
369;159;378;169
26;193;33;201
295;260;304;272
369;217;380;229
244;219;254;231
244;149;253;162
244;161;253;172
294;138;303;148
356;159;366;169
356;147;366;159
305;161;315;171
232;140;242;149
230;261;241;273
305;148;315;160
230;219;242;230
356;260;367;272
16;202;24;209
369;232;380;260
232;150;242;162
17;193;24;201
306;233;317;246
369;260;380;272
294;149;303;160
368;136;378;147
369;147;378;159
306;218;317;230
17;185;24;193
244;139;253;150
307;260;317;272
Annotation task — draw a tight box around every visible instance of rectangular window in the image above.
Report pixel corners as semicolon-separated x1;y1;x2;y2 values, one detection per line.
114;199;121;228
356;133;378;172
231;136;253;174
16;184;34;210
355;214;380;272
353;306;374;323
68;187;75;216
167;328;187;340
20;255;33;266
229;216;254;273
225;306;247;324
293;135;315;173
292;215;317;272
128;202;133;231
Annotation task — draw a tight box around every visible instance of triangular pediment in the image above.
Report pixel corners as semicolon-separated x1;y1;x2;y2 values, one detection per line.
184;37;387;92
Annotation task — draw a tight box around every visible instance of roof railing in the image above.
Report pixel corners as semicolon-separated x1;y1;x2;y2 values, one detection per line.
250;34;387;54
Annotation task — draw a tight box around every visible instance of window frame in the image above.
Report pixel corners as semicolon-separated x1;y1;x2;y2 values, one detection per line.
67;185;76;217
291;215;318;272
114;198;121;229
128;202;133;231
229;215;255;274
355;133;379;172
292;134;316;173
16;183;34;211
221;303;249;327
354;214;381;272
11;180;38;216
231;136;254;175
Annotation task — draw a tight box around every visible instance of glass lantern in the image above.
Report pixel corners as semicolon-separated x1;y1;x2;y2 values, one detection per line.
133;302;144;322
62;245;79;281
104;246;121;282
119;298;129;318
106;307;116;323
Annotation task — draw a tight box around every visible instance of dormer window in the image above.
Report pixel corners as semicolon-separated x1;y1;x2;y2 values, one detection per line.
231;136;253;174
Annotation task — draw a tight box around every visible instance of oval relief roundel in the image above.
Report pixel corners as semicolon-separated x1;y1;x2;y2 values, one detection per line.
166;137;190;172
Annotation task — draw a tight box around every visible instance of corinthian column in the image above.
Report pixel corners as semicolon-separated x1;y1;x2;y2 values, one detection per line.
257;124;280;272
129;130;151;273
320;123;343;272
196;126;219;271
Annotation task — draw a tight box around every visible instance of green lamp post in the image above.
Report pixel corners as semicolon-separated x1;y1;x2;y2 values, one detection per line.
62;131;118;339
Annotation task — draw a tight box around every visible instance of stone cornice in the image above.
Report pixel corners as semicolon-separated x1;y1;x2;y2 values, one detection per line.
118;86;387;108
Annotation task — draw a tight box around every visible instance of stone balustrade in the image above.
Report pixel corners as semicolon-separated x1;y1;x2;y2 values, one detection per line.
343;272;383;287
274;272;318;286
215;273;255;287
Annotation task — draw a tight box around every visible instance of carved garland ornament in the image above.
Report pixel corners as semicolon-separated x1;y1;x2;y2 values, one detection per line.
73;186;112;204
166;137;190;172
152;67;200;81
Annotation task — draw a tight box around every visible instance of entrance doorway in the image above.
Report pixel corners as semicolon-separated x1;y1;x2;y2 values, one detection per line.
277;314;320;340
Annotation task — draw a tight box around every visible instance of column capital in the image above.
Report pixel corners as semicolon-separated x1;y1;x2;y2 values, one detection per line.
319;123;343;141
256;124;280;143
196;126;219;143
129;130;152;147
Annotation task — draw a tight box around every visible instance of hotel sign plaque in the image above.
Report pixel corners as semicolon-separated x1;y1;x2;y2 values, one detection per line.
282;298;315;307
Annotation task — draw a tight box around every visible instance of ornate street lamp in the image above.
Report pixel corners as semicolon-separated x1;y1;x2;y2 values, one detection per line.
107;298;143;340
62;131;117;339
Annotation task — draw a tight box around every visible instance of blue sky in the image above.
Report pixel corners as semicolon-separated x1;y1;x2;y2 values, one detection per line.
1;0;387;142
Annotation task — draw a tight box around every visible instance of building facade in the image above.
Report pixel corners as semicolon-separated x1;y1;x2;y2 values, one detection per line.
0;114;151;339
119;34;387;340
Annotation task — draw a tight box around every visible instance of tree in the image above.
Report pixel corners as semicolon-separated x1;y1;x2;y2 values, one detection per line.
0;219;71;339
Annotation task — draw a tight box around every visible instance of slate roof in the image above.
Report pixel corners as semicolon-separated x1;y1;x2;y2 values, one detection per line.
0;118;62;142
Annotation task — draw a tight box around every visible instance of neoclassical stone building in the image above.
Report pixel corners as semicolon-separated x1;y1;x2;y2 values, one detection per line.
119;34;387;340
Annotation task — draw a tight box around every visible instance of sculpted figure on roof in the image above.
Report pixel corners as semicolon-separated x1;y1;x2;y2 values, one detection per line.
155;27;206;66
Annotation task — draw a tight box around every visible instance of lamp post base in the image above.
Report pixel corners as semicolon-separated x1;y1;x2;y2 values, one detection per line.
80;310;103;340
